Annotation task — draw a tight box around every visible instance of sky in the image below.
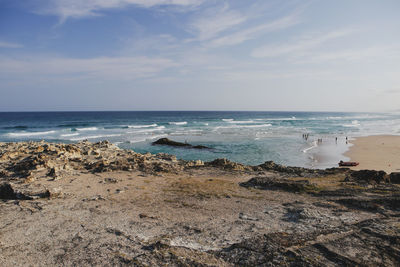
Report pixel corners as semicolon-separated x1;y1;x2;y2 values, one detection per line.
0;0;400;112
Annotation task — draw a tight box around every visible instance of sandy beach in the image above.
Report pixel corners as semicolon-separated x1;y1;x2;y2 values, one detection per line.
344;135;400;173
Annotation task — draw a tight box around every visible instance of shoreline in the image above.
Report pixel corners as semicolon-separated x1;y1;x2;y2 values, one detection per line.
1;135;398;173
344;135;400;173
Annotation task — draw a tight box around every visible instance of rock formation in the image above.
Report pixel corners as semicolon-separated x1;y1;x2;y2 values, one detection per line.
152;138;211;149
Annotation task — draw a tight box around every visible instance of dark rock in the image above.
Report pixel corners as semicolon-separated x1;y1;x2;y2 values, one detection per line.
152;138;211;150
0;183;31;200
350;170;388;184
389;172;400;184
240;176;319;193
47;167;58;178
258;161;312;176
192;145;210;149
0;183;18;199
104;177;117;184
257;161;351;177
152;138;191;147
336;196;400;211
0;170;10;177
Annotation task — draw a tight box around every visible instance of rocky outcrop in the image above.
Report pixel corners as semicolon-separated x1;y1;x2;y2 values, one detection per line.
349;169;389;184
0;182;49;200
152;138;211;149
0;141;188;181
240;176;319;193
1;141;399;186
216;218;400;266
205;158;253;171
257;161;351;177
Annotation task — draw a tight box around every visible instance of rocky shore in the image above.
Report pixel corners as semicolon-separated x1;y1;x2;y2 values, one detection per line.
1;140;399;266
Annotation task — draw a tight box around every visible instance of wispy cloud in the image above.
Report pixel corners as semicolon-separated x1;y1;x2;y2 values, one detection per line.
34;0;205;21
208;13;301;47
294;45;400;64
188;3;246;41
0;41;23;48
0;55;178;81
251;29;354;58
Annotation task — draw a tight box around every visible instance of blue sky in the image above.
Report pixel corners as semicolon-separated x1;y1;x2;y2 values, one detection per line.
0;0;400;111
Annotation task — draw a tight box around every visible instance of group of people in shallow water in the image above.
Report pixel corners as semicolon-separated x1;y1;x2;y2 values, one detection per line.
303;134;349;144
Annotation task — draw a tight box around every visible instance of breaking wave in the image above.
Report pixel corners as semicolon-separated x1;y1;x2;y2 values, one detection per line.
169;122;187;125
7;130;56;137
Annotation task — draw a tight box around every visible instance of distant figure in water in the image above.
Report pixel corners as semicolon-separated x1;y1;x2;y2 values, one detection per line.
335;137;337;143
346;136;348;144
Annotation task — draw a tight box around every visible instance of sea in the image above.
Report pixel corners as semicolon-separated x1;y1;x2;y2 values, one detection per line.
1;111;399;169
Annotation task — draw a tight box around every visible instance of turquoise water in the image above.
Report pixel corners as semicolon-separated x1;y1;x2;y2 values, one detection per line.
1;111;399;168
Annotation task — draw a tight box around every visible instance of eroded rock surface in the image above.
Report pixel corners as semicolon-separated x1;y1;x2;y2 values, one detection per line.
0;141;399;266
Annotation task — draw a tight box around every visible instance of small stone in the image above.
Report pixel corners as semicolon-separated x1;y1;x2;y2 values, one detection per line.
239;212;259;221
104;177;117;184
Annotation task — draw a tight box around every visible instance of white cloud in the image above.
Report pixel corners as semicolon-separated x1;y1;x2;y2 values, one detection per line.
251;29;354;58
188;4;246;41
208;13;301;47
309;45;399;62
35;0;205;21
0;55;178;81
0;41;23;48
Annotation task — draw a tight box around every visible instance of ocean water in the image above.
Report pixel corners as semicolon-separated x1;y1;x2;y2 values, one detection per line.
1;111;399;169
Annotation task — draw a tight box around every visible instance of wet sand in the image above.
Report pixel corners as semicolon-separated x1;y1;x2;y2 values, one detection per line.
344;135;400;173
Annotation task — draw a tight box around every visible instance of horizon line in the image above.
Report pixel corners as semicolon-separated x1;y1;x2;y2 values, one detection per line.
0;110;382;113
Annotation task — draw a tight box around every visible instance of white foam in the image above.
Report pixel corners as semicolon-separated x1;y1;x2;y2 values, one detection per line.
169;121;187;125
303;140;318;153
226;120;257;124
127;126;165;134
170;129;203;136
7;130;56;137
61;133;79;137
222;119;234;122
70;134;121;141
147;134;168;140
129;138;147;144
76;127;98;131
238;124;272;128
343;120;360;127
127;124;157;128
214;124;272;130
261;117;296;121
